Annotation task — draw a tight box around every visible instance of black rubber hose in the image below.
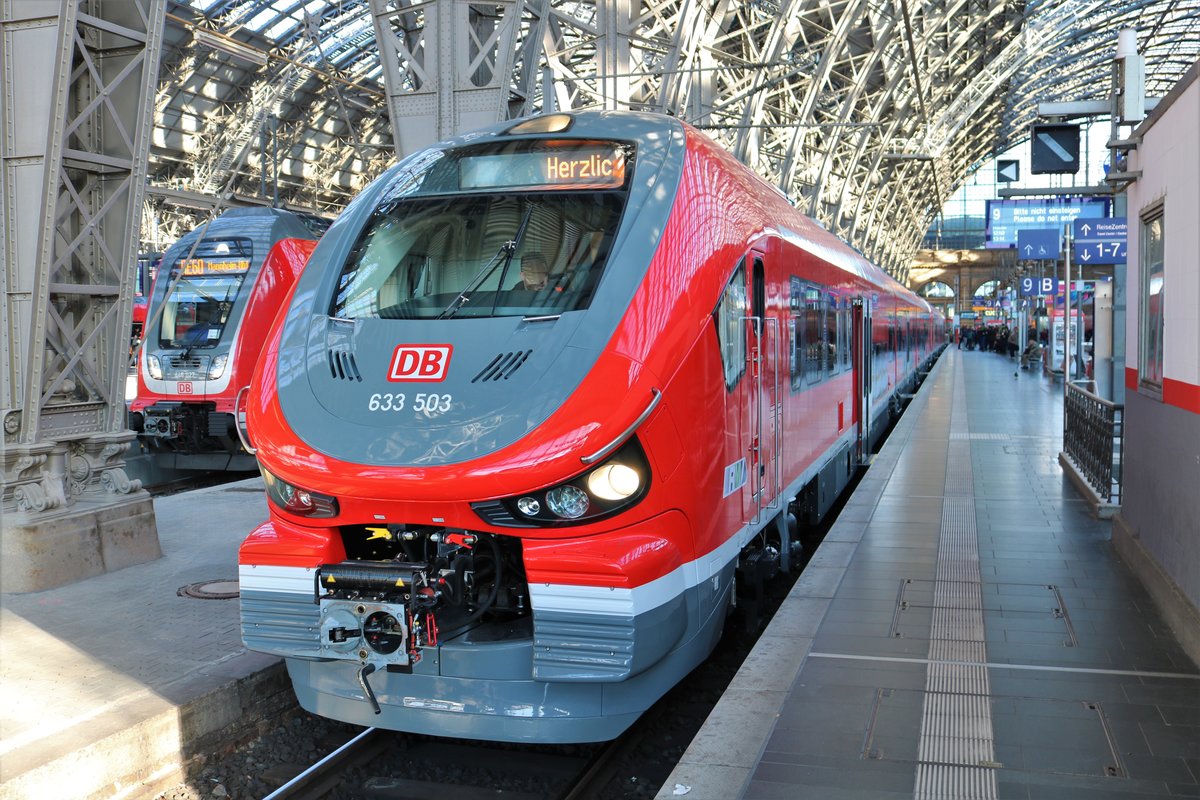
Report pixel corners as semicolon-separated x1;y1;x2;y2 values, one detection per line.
357;663;381;715
460;533;502;625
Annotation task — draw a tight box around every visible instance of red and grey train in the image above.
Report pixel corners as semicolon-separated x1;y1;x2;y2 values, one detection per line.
129;208;325;470
237;111;943;743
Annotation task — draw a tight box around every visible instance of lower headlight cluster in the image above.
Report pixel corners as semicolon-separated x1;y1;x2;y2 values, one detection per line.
504;437;650;525
261;467;339;518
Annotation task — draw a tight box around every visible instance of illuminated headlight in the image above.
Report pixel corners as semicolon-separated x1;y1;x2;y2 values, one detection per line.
147;353;163;380
207;354;228;380
261;467;339;518
475;438;650;527
586;463;641;501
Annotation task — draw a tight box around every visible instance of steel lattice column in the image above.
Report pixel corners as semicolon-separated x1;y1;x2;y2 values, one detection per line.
371;0;530;158
1;0;165;592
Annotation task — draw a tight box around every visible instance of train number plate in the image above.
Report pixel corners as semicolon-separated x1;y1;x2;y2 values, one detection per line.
367;392;453;418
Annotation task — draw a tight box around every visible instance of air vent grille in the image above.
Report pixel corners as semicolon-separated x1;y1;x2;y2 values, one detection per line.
471;500;535;528
472;350;532;383
327;349;362;382
167;354;205;370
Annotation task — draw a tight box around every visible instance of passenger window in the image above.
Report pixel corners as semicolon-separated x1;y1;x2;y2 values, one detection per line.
825;293;838;378
838;304;851;370
715;263;748;389
804;286;822;384
790;279;831;389
790;278;802;391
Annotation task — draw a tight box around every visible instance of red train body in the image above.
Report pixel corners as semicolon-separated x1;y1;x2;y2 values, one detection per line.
129;209;322;470
237;112;943;742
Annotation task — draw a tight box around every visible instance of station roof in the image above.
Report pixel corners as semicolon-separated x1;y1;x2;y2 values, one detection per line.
151;0;1200;278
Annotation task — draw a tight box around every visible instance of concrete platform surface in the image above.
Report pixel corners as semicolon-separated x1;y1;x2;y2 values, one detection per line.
658;348;1200;800
0;477;290;800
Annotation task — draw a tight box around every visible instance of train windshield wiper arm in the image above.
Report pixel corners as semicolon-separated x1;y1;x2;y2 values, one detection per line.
437;206;535;320
437;243;512;320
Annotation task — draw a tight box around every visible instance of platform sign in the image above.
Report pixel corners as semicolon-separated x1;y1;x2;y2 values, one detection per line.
1020;277;1059;296
985;198;1109;249
1031;124;1081;174
997;159;1020;183
1072;217;1127;264
1016;228;1061;259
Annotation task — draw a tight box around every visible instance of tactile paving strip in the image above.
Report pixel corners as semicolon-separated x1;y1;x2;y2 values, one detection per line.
914;363;999;800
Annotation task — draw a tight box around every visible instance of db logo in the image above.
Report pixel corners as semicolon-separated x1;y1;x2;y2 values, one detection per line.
177;382;194;394
388;345;453;382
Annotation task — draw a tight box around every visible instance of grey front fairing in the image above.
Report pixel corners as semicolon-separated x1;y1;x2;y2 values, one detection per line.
302;313;595;465
276;112;687;467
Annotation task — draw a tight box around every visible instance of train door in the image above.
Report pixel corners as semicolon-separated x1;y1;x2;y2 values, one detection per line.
853;297;872;463
745;252;781;523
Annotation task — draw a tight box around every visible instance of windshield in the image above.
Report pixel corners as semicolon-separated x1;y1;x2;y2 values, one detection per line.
329;141;630;320
157;237;252;349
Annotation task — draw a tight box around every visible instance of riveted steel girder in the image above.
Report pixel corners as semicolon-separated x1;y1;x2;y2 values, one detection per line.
2;0;164;516
148;0;1198;272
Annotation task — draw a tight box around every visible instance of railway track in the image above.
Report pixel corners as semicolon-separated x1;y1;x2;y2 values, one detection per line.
262;727;386;800
260;710;654;800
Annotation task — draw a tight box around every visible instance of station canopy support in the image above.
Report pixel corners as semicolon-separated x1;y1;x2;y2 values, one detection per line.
1;1;166;592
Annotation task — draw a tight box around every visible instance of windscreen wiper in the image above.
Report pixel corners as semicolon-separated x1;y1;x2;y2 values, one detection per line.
438;206;535;320
435;243;512;320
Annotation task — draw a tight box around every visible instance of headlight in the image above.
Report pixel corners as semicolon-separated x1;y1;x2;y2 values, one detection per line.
208;354;228;380
147;353;163;380
474;438;651;527
586;463;641;500
261;467;339;518
546;485;589;519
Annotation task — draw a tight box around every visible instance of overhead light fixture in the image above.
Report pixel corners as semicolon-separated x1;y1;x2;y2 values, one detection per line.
193;29;268;67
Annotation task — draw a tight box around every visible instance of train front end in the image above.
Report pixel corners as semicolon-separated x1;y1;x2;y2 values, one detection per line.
238;113;723;743
130;208;319;468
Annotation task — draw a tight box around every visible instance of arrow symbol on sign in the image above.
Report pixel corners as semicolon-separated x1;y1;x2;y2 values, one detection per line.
1079;249;1092;262
1037;131;1073;162
1079;223;1091;236
1024;245;1033;255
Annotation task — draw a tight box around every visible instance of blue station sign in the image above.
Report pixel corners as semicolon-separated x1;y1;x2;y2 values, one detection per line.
1020;276;1060;296
985;198;1109;250
1072;217;1127;264
1016;228;1061;259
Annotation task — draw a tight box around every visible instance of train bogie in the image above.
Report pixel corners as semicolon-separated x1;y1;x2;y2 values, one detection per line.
237;111;942;742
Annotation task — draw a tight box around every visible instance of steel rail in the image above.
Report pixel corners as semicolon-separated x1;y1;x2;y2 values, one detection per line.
263;726;382;800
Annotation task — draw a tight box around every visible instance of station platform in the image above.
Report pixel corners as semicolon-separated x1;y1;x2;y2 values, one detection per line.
0;479;286;800
659;347;1200;799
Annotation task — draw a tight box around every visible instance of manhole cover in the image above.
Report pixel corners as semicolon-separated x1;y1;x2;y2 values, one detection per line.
177;580;240;600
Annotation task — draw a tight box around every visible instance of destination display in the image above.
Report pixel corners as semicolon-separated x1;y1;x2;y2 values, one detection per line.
985;197;1109;249
180;258;251;275
460;145;626;191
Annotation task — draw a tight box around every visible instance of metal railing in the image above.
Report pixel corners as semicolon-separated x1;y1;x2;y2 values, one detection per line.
1064;380;1124;504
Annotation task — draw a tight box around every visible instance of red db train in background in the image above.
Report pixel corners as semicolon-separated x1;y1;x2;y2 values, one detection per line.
129;251;160;359
129;208;325;470
238;111;943;743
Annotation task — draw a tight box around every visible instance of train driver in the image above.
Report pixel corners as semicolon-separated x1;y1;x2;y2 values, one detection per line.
519;253;549;291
